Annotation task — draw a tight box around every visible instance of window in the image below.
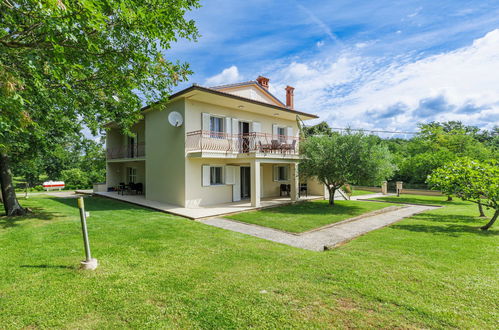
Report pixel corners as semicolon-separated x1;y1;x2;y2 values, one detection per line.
275;165;289;181
210;116;224;138
127;167;137;183
210;166;224;185
277;126;286;142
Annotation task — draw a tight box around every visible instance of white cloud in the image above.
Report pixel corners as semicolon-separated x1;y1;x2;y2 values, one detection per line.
205;65;242;86
269;29;499;131
316;40;325;48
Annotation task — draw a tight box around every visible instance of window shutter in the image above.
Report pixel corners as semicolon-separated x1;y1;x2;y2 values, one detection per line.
225;166;235;185
272;124;278;138
232;118;239;135
251;121;261;133
202;165;211;187
225;117;232;135
202;113;210;132
286;127;293;143
273;165;278;182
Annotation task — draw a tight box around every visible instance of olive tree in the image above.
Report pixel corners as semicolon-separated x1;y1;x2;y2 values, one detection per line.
427;158;498;230
300;132;396;206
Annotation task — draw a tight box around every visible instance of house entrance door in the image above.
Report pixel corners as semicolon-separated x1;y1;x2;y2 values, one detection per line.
239;122;250;153
240;166;251;199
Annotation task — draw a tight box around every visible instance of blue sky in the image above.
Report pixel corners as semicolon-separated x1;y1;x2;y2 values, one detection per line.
165;0;499;133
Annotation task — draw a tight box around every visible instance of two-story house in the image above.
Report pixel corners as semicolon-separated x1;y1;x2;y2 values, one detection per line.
104;76;325;211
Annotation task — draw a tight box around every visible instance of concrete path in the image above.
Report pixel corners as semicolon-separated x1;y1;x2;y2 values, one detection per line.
200;204;437;251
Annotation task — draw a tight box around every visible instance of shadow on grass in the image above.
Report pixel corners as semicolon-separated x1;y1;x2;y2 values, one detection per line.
20;264;75;269
373;197;468;206
391;212;498;237
0;207;64;229
48;196;150;213
255;201;370;216
391;223;498;237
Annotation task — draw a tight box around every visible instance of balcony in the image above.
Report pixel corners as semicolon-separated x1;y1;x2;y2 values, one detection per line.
107;143;145;160
185;131;300;158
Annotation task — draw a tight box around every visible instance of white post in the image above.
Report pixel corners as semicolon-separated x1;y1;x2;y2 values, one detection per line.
250;159;261;207
290;162;299;201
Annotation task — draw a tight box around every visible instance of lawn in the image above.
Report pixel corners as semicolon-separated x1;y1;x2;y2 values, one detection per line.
0;195;497;328
225;199;395;232
350;189;377;196
372;194;463;206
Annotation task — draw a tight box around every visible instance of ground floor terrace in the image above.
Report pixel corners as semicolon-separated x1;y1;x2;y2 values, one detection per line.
106;157;330;212
94;191;323;219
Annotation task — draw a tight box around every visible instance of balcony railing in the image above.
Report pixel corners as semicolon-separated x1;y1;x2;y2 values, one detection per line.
107;143;145;160
186;131;299;155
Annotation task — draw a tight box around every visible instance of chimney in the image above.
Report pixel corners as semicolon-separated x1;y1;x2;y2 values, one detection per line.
285;85;295;109
256;76;269;90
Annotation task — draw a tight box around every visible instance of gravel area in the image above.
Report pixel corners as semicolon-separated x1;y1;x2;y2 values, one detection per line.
200;204;437;251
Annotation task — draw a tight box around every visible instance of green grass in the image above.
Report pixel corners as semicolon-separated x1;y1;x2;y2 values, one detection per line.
225;199;395;232
372;194;462;206
350;189;377;196
0;195;497;328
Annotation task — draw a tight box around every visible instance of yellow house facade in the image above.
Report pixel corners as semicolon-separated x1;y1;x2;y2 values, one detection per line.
105;76;324;208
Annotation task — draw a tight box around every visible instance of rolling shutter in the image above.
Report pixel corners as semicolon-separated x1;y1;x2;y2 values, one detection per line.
202;165;211;187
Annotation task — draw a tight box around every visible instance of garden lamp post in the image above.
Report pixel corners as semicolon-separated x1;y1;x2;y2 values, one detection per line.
77;197;98;270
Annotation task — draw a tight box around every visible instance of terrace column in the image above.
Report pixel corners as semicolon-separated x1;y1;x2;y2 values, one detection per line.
250;159;261;207
290;162;299;201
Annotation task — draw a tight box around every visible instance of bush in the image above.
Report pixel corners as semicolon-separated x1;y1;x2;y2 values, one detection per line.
60;168;92;189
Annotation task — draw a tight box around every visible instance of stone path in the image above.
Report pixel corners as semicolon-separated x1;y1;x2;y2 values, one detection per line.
200;204;437;251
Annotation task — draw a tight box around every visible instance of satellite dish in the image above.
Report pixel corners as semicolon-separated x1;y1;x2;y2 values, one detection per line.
168;111;183;127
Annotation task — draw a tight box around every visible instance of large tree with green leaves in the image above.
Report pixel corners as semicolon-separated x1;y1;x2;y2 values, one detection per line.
427;158;498;230
300;132;396;206
0;0;199;215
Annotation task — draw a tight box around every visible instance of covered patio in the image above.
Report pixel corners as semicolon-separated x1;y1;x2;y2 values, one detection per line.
94;191;323;219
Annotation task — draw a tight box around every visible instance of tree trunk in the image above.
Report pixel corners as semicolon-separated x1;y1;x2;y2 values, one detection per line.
0;152;27;216
478;201;486;217
328;187;336;206
447;195;453;201
480;210;498;231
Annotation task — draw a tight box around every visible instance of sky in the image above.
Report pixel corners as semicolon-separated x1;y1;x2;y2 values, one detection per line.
164;0;499;134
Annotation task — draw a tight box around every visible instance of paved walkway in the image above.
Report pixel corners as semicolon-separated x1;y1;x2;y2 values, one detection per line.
200;204;437;251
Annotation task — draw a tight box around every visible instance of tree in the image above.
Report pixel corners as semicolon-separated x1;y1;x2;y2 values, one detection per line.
0;0;200;215
427;158;498;230
300;132;396;206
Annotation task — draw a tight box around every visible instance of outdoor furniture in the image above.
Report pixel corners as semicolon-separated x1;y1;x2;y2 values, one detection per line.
259;141;272;153
117;182;127;195
282;140;297;154
271;140;283;153
130;182;144;195
280;184;290;197
299;183;308;197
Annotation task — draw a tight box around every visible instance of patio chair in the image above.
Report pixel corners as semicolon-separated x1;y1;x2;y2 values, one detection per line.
271;140;283;153
259;141;272;153
132;182;144;195
283;140;297;154
118;182;126;195
299;183;308;197
280;184;290;197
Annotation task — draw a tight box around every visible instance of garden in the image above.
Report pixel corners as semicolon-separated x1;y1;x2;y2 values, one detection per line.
0;194;497;328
